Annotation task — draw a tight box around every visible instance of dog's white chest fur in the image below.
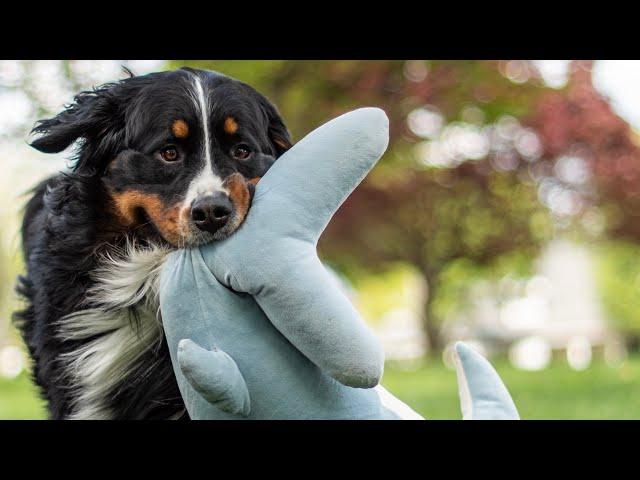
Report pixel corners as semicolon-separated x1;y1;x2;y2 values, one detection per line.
56;243;173;420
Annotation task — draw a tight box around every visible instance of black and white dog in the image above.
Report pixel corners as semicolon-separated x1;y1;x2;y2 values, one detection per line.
13;67;291;419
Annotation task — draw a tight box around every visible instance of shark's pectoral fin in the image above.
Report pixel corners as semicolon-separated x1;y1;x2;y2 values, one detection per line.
177;339;251;417
453;342;520;420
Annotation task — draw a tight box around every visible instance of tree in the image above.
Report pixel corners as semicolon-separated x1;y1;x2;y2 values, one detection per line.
526;61;640;344
529;60;640;241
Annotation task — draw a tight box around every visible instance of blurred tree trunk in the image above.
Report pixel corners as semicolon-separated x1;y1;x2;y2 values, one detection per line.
421;267;443;355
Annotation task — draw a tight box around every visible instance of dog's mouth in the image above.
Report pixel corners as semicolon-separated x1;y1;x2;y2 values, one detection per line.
180;212;246;247
140;211;247;249
110;174;256;249
176;176;254;248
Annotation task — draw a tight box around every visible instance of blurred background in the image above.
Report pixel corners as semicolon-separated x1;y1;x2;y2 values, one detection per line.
3;60;640;419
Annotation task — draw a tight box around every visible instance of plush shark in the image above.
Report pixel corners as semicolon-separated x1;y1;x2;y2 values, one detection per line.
159;108;519;420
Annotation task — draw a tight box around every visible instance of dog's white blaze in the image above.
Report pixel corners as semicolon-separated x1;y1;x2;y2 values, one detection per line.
184;74;226;208
193;75;213;174
57;242;175;420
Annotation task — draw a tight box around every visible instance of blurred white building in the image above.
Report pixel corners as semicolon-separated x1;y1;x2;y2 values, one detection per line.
444;239;622;370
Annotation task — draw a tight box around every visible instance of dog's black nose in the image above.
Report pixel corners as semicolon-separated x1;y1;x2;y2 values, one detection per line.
191;193;233;234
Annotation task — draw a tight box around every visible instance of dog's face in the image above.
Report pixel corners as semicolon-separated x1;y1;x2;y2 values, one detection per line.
30;68;291;247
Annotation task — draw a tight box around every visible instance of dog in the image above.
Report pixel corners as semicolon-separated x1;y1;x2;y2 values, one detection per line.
13;67;292;419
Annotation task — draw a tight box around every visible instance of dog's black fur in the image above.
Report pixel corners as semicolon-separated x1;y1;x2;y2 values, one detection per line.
13;67;291;419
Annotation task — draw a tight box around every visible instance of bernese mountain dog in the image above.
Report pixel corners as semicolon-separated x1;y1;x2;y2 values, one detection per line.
13;67;292;419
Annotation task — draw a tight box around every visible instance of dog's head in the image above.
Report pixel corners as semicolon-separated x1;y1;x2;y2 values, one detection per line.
30;67;292;247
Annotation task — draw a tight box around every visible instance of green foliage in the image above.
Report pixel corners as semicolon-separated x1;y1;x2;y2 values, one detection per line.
431;250;535;326
595;240;640;338
430;259;484;323
347;263;425;326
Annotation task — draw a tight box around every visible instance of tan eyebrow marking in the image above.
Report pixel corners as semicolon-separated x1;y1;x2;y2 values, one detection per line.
224;117;238;135
171;119;189;138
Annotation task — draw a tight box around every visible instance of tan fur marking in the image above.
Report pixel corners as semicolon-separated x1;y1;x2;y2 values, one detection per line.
171;119;189;138
223;173;251;226
249;177;261;186
109;190;183;245
224;117;238;135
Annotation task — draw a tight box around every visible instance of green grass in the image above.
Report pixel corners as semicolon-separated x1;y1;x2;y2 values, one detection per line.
0;373;46;420
3;355;640;419
382;355;640;419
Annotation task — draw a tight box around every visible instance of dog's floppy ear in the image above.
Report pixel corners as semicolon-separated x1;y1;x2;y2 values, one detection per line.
31;84;119;153
268;112;292;157
256;95;292;157
30;78;135;174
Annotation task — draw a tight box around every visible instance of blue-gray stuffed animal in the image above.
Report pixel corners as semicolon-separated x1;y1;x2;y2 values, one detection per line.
159;108;519;420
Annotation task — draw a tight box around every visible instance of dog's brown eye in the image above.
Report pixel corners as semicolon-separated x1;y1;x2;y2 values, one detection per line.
232;144;252;161
160;146;179;162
